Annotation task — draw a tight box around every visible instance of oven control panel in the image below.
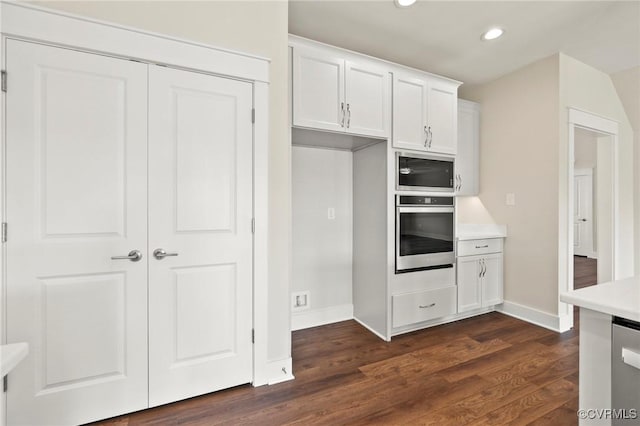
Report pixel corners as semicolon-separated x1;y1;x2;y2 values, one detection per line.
397;195;454;206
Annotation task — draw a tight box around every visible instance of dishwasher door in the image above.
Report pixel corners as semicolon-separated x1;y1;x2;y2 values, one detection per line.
612;318;640;425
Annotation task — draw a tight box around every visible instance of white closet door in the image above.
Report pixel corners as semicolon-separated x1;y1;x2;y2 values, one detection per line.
147;66;254;407
5;40;149;425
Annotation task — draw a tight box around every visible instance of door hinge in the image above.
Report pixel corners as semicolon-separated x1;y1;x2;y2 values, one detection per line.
251;329;255;344
251;108;255;124
1;70;6;93
2;222;7;243
251;218;255;234
3;375;7;392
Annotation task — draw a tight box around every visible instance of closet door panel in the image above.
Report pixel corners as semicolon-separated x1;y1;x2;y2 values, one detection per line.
148;66;254;407
5;39;149;426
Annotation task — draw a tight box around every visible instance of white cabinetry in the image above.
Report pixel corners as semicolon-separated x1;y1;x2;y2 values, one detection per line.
457;239;503;313
456;99;480;195
392;71;458;155
292;47;390;138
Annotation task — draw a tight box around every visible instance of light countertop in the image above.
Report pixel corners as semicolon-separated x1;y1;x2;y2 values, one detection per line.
560;276;640;322
1;342;28;377
456;224;507;241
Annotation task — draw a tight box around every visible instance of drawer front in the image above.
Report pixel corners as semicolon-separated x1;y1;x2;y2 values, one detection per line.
392;286;457;328
457;238;502;256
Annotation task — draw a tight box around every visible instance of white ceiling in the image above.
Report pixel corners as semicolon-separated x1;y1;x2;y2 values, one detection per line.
288;1;640;87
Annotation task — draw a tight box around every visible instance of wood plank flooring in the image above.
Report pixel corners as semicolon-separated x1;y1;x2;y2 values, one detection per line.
92;312;581;425
574;255;597;289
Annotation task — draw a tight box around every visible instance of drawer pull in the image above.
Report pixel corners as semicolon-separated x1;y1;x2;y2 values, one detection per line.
475;244;489;249
419;303;436;309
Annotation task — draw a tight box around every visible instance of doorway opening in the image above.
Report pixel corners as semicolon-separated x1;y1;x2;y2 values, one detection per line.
559;108;619;332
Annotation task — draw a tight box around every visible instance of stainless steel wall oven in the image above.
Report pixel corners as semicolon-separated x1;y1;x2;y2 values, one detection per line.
396;195;455;273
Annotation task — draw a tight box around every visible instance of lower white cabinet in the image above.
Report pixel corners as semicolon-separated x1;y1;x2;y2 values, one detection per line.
392;286;457;328
457;239;503;313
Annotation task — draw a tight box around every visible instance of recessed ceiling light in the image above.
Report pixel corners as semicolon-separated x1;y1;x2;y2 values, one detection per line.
481;27;505;41
394;0;416;7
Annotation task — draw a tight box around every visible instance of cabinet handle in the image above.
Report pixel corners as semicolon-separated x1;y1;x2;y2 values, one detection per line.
427;126;433;148
458;174;462;191
419;303;436;309
423;126;429;148
481;259;487;277
346;103;351;128
475;244;489;249
340;102;345;127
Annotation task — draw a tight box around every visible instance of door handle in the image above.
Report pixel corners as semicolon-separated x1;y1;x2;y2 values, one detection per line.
153;248;179;260
111;250;142;262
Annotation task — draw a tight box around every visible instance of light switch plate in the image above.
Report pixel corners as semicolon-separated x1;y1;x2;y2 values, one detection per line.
506;193;516;206
327;207;336;220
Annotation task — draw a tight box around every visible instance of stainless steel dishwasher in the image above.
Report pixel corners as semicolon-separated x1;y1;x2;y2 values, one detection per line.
612;317;640;425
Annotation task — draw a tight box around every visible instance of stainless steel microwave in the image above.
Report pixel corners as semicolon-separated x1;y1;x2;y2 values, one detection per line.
396;152;454;192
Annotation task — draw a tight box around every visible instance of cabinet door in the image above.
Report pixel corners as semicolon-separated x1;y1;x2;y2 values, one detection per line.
345;60;390;138
426;80;457;155
393;73;428;151
457;257;482;313
456;100;480;195
482;253;504;307
292;48;345;132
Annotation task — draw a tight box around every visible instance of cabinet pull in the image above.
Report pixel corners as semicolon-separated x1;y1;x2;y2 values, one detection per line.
419;303;436;309
423;126;429;148
481;259;487;277
458;174;462;191
346;103;351;128
340;102;345;127
427;126;433;148
475;244;489;249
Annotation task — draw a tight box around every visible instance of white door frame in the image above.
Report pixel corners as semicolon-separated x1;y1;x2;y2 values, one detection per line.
0;0;273;391
559;107;619;332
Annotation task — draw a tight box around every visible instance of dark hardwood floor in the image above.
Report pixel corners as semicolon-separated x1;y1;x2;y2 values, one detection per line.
90;260;597;425
93;312;581;425
574;255;597;289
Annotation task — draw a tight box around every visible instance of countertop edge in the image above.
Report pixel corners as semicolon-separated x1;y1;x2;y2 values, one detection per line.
1;342;29;377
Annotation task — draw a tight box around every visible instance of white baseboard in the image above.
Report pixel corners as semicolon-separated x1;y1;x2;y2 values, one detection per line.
496;300;562;332
291;304;353;331
254;357;294;386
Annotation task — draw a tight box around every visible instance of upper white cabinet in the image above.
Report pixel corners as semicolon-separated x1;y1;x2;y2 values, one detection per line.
292;47;390;138
456;99;480;195
393;71;458;155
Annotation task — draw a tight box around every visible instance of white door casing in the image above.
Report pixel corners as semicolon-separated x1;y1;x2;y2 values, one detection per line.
574;170;594;258
6;39;149;425
147;66;254;407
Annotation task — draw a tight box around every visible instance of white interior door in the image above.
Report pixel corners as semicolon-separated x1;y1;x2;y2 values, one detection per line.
147;66;254;407
574;171;594;257
5;40;149;425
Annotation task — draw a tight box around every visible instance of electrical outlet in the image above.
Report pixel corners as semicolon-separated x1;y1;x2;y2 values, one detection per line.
327;207;336;220
291;291;310;311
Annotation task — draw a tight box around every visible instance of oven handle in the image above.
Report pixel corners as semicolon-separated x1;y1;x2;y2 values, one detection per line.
397;207;455;214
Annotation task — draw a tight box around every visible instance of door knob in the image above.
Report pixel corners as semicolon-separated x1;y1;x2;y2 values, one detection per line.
153;248;179;260
111;250;142;262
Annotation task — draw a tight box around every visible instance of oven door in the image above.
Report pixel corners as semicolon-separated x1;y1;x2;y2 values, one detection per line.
396;206;455;272
396;152;454;192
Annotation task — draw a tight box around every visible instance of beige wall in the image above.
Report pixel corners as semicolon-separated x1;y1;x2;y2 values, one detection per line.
610;66;640;275
559;54;635;286
459;54;561;316
32;1;291;362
